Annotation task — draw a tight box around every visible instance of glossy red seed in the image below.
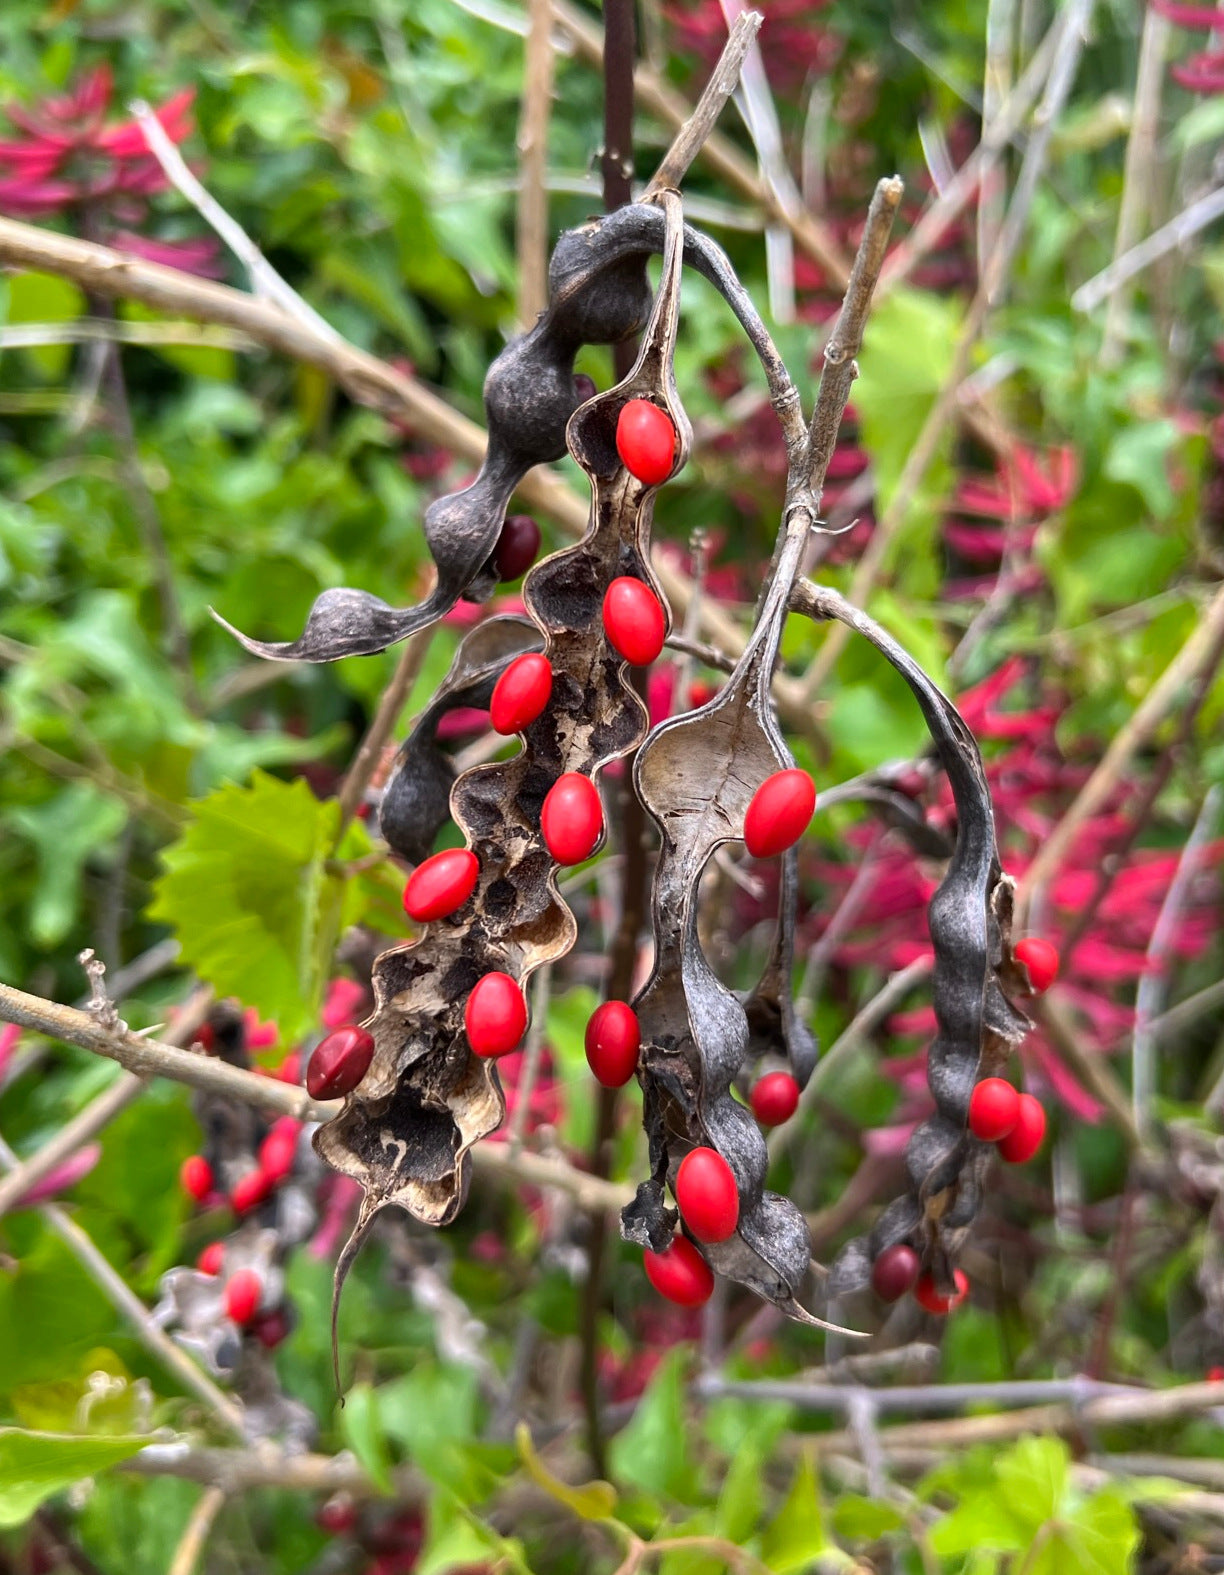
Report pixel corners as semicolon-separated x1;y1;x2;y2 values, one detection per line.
230;1168;272;1214
997;1093;1046;1163
465;972;528;1058
193;1022;215;1052
540;772;603;865
1014;936;1060;993
675;1147;740;1243
490;654;553;736
968;1078;1021;1143
403;849;480;923
913;1269;969;1315
316;1497;358;1537
584;1001;641;1087
494;514;541;580
306;1025;375;1100
180;1155;213;1202
197;1242;225;1277
871;1243;921;1302
743;769;817;859
749;1071;801;1127
616;399;677;485
688;679;717;708
258;1117;301;1183
643;1235;715;1306
603;577;666;666
252;1306;292;1349
225;1268;262;1326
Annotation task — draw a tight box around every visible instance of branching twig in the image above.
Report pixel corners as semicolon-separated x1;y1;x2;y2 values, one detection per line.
644;11;762;196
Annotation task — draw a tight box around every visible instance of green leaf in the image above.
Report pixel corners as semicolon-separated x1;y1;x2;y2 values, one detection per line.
1026;1489;1141;1575
830;1494;905;1541
760;1452;848;1573
2;272;85;377
0;1430;147;1528
995;1436;1069;1532
515;1422;617;1521
8;784;127;948
340;1382;392;1494
608;1349;700;1504
1103;420;1180;520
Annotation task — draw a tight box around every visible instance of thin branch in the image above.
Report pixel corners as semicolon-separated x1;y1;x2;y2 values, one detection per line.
644;10;762;196
0;320;254;350
517;0;556;326
978;0;1017;272
1074;182;1224;317
335;621;435;838
167;1487;226;1575
697;1371;1145;1415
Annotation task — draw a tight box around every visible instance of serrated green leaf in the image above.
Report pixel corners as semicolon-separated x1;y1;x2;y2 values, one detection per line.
995;1436;1069;1532
0;1430;147;1528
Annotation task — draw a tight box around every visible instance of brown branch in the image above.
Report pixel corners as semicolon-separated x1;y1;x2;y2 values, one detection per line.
517;0;556;326
645;11;763;196
167;1487;226;1575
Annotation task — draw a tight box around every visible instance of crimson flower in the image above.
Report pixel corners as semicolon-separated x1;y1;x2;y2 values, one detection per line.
1153;1;1224;93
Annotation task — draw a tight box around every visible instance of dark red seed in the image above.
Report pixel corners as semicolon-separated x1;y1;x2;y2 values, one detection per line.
316;1497;358;1537
996;1093;1046;1163
968;1078;1020;1143
573;373;597;405
643;1235;714;1306
749;1071;800;1127
675;1147;739;1243
494;514;541;580
306;1025;375;1100
1014;936;1059;993
251;1306;292;1349
913;1269;968;1315
490;653;553;736
225;1267;262;1326
277;1050;302;1085
403;848;480;923
870;1243;920;1302
616;399;677;486
465;972;528;1058
584;1001;641;1087
688;679;717;708
258;1117;301;1183
197;1242;224;1277
603;577;666;667
230;1168;272;1214
743;768;817;859
180;1155;212;1202
540;772;603;865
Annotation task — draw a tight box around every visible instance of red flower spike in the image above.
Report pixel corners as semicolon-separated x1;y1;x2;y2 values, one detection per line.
968;1078;1021;1143
306;1025;375;1100
540;772;603;865
997;1093;1047;1163
230;1168;272;1214
179;1154;213;1202
403;849;480;923
616;399;677;485
494;514;541;580
871;1243;921;1302
465;972;528;1058
584;1000;641;1087
1014;936;1060;993
749;1071;800;1127
744;769;817;858
196;1242;224;1277
490;653;553;736
914;1269;969;1315
643;1235;715;1306
675;1147;740;1243
224;1268;263;1326
603;577;666;667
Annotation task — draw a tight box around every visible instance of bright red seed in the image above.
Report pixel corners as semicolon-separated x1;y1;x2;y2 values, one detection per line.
258;1117;301;1183
615;399;677;486
306;1025;375;1100
197;1242;225;1277
180;1155;212;1202
675;1146;740;1243
968;1078;1021;1143
277;1050;302;1085
749;1071;801;1127
403;848;480;923
743;768;817;859
540;772;603;865
465;971;528;1058
230;1168;272;1215
602;576;666;667
1014;936;1060;993
643;1235;715;1306
252;1306;292;1350
871;1243;921;1302
584;1000;641;1087
225;1267;263;1326
913;1269;969;1315
494;514;541;580
997;1092;1046;1164
490;653;553;736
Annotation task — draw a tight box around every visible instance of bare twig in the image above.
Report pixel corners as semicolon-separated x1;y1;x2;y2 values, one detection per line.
517;0;556;326
644;11;762;196
1075;183;1224;316
335;622;436;838
0;320;253;350
167;1487;226;1575
697;1371;1144;1415
978;0;1017;271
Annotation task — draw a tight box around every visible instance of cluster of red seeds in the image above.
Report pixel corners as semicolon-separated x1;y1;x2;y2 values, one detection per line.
178;1112;304;1217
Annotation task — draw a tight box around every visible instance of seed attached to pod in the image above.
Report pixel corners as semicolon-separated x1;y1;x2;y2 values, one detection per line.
494;514;541;580
643;1235;714;1306
616;398;677;485
749;1071;800;1127
1014;936;1059;993
490;653;553;736
675;1146;740;1243
584;1000;641;1087
231;1168;272;1214
871;1243;921;1302
914;1269;969;1315
306;1025;376;1100
603;577;666;667
997;1093;1046;1163
258;1116;301;1183
225;1267;263;1326
968;1077;1020;1143
252;1306;292;1349
179;1154;212;1202
743;768;817;858
465;972;528;1058
403;848;480;923
197;1242;225;1276
540;772;603;865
